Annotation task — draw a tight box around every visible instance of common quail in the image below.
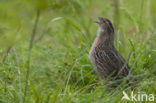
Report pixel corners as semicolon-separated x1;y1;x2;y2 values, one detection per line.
89;17;131;82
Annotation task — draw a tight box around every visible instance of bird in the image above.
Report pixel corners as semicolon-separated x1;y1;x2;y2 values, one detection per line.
89;17;131;82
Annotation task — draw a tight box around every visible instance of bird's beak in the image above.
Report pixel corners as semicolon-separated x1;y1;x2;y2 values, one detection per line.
95;17;103;24
95;21;100;24
97;17;103;21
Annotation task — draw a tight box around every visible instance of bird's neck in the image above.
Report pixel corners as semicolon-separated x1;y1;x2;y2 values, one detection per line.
100;35;114;46
97;27;114;46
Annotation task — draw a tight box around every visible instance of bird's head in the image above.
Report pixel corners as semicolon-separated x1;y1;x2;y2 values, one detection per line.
96;17;114;36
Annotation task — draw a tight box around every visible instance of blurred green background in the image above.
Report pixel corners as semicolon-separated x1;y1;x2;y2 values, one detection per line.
0;0;155;103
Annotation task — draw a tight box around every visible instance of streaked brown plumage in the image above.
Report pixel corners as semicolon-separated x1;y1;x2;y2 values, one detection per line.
89;17;131;81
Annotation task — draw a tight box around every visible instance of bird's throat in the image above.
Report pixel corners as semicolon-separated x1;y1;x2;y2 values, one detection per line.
97;26;105;36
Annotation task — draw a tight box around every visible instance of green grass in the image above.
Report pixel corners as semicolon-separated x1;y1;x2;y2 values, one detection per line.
0;0;156;103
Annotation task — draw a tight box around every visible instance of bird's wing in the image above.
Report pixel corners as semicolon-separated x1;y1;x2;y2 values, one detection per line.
94;48;130;77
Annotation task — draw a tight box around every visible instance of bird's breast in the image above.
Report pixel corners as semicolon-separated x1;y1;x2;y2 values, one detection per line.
89;37;102;65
